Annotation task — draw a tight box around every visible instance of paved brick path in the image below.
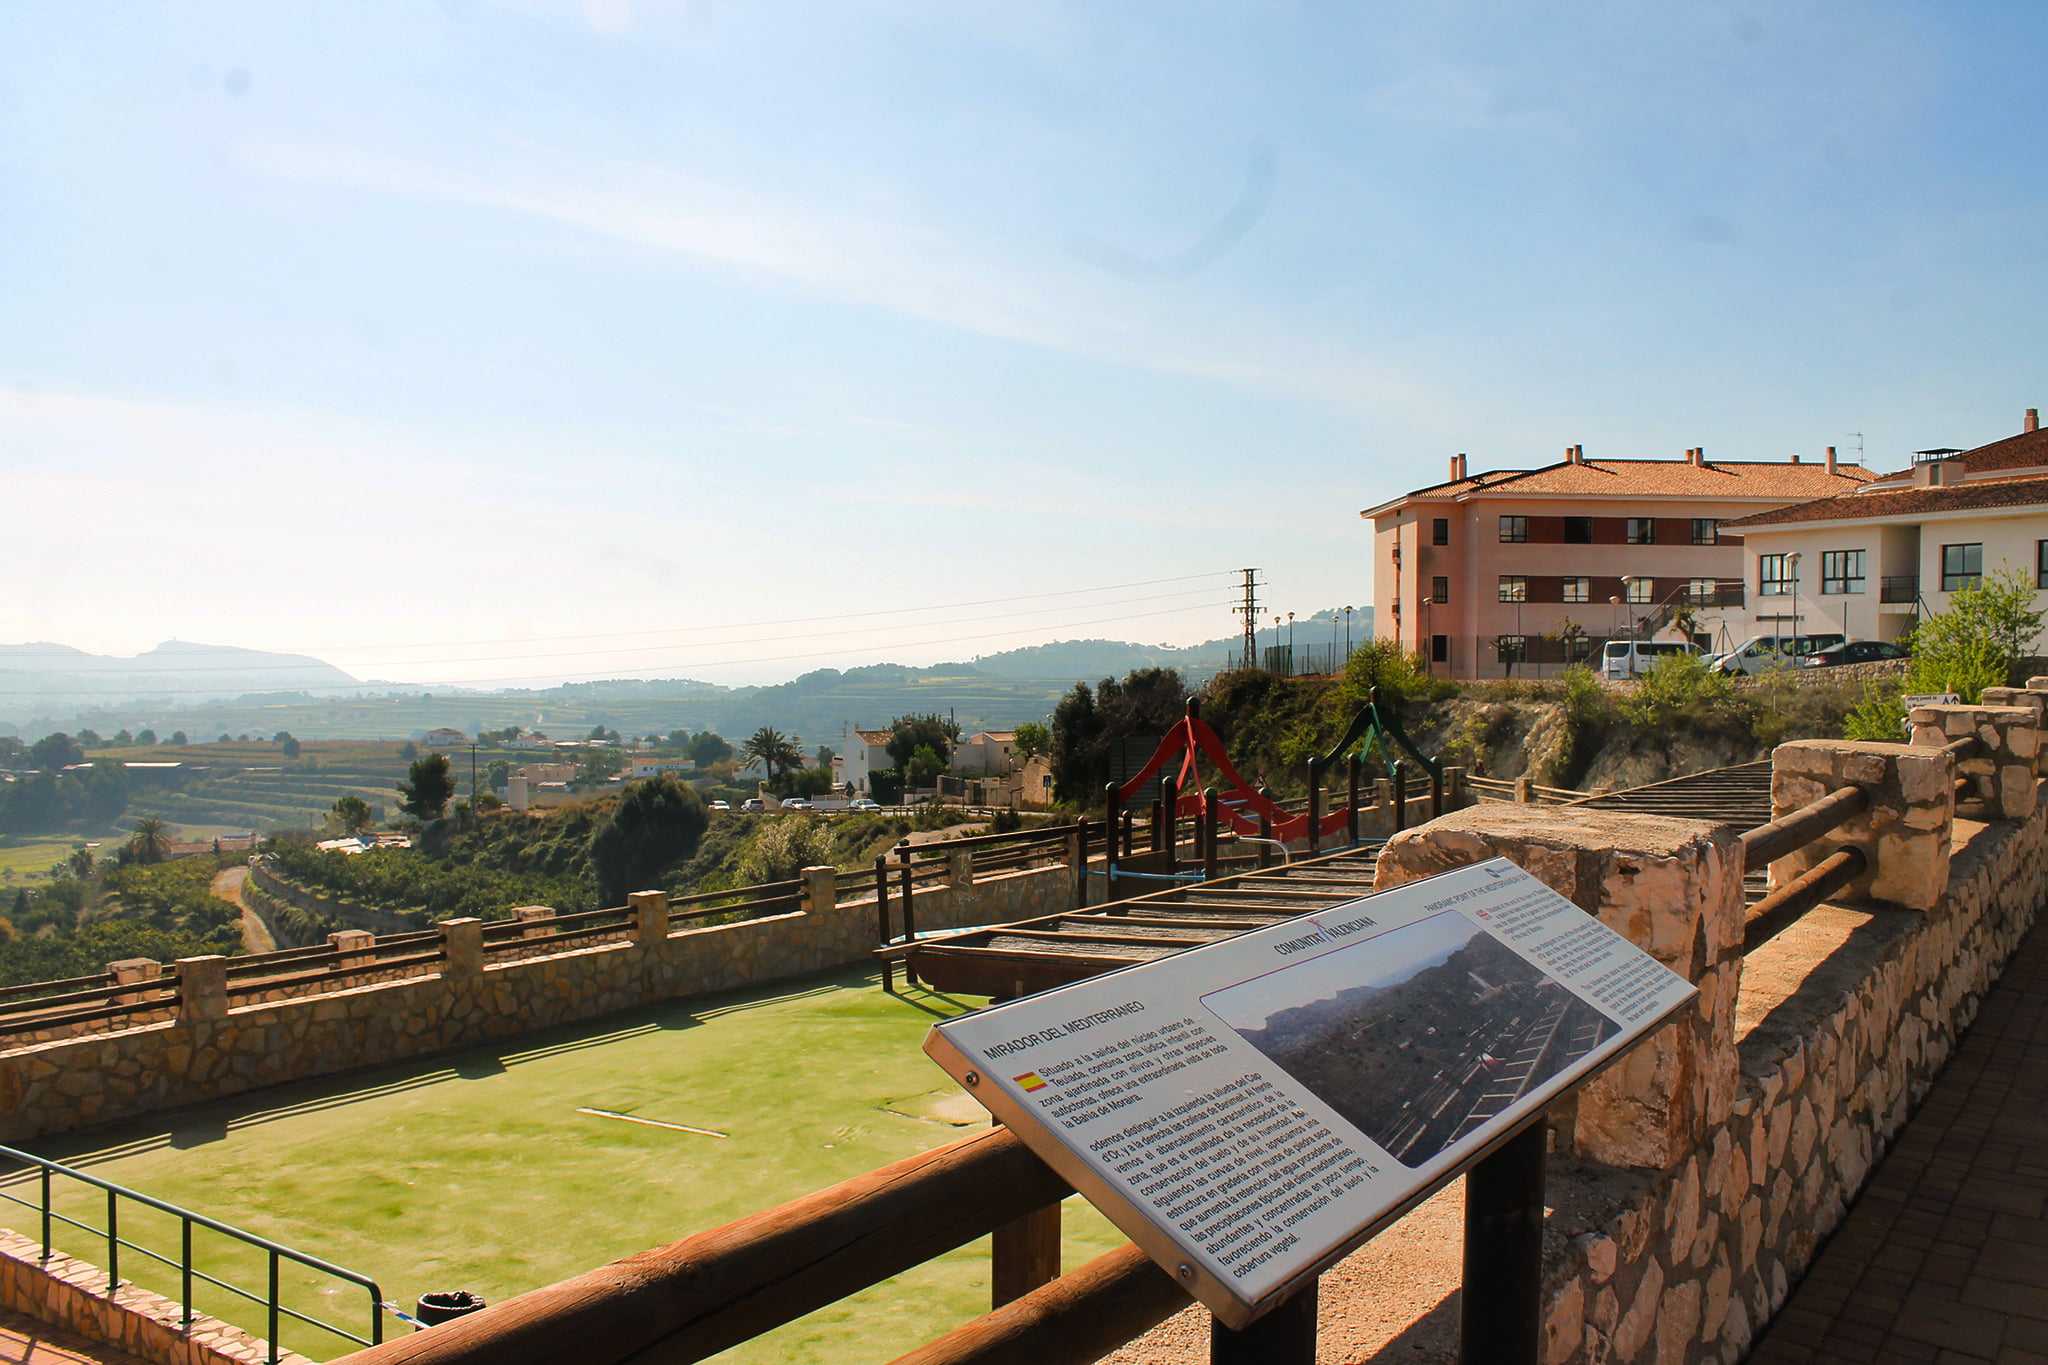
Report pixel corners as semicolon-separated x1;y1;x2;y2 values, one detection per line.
1748;911;2048;1364
0;1309;148;1365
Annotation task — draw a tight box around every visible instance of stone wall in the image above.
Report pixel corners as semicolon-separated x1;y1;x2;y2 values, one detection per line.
0;861;1083;1145
0;1230;307;1365
247;864;416;938
1372;757;2048;1364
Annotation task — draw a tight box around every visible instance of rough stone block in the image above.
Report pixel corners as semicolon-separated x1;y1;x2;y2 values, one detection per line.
1376;804;1739;1169
1773;740;1952;910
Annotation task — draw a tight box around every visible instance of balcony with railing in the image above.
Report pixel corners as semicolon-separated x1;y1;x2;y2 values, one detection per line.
1880;574;1919;604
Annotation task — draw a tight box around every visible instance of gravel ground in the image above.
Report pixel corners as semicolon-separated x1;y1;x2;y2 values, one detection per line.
1100;1178;1465;1364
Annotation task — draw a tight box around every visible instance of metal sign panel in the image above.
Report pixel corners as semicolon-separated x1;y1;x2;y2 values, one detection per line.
925;857;1696;1328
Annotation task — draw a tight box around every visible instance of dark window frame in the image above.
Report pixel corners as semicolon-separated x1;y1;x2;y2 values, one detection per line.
1496;634;1528;663
1625;577;1655;604
1431;576;1449;604
1499;515;1528;544
1820;549;1865;595
1431;634;1449;663
1498;575;1528;603
1561;576;1590;603
1759;553;1792;596
1941;543;1983;592
1563;516;1593;544
1432;518;1449;546
2037;540;2048;590
1692;518;1719;546
1626;518;1657;545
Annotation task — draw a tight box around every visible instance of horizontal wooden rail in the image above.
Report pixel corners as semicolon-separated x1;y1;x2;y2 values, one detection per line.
0;972;114;1004
887;1243;1188;1365
327;1127;1071;1365
918;824;1074;853
1739;784;1870;869
1744;847;1867;952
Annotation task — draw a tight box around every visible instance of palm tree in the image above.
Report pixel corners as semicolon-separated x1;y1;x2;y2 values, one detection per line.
742;727;807;788
127;817;174;865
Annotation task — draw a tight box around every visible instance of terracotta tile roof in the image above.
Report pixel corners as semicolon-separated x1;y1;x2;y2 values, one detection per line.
854;729;894;744
1954;426;2048;475
1724;472;2048;527
1385;458;1877;505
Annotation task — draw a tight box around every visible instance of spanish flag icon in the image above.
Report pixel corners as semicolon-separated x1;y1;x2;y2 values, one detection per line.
1014;1073;1048;1093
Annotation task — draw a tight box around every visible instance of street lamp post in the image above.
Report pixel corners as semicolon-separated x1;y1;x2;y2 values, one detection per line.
1787;553;1804;640
1344;606;1354;656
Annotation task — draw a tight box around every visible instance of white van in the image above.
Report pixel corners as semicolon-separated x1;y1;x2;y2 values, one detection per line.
1706;633;1845;676
1601;640;1702;680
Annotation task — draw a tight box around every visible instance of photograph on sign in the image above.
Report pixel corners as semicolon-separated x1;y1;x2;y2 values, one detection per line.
924;857;1696;1327
1201;909;1617;1168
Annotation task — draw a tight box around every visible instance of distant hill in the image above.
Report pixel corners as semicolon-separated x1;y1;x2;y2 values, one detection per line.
1;608;1371;738
0;641;360;720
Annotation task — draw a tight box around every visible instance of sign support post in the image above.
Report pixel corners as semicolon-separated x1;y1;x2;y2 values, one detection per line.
1211;1278;1318;1364
1458;1117;1546;1365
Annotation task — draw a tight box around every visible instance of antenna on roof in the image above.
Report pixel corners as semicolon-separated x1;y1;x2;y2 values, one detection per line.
1844;432;1864;465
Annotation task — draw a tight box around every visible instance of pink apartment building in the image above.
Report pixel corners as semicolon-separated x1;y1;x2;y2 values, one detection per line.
1362;447;1879;677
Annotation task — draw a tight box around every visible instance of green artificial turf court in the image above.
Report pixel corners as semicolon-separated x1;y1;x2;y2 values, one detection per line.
6;967;1129;1363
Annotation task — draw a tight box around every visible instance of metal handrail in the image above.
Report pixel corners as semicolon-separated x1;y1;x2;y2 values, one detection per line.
0;1143;386;1363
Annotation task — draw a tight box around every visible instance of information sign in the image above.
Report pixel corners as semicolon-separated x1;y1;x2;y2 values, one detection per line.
1904;693;1962;709
925;857;1696;1327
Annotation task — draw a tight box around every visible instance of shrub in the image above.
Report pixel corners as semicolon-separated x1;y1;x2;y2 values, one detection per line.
1618;653;1745;733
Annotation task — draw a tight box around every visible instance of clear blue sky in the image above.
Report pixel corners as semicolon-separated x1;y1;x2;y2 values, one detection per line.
5;2;2043;687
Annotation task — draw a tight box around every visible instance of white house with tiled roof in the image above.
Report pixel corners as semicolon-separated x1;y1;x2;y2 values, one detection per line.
1362;445;1878;677
1721;412;2048;643
838;727;896;794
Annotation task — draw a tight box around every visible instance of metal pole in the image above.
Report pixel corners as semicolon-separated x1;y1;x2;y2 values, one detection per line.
875;854;894;993
1074;816;1090;909
1212;1279;1318;1365
896;845;918;988
1203;788;1220;882
1161;777;1179;876
40;1166;50;1260
1103;783;1122;900
107;1188;119;1288
1432;766;1445;820
183;1218;194;1328
1258;809;1273;868
269;1249;281;1365
1459;1118;1546;1365
1347;756;1361;848
1393;761;1407;834
1306;758;1321;856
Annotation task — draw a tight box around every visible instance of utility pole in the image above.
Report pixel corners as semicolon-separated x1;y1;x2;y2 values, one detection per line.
469;743;479;813
1238;569;1261;671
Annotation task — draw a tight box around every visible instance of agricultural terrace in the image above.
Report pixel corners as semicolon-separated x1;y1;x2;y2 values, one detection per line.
5;965;1126;1364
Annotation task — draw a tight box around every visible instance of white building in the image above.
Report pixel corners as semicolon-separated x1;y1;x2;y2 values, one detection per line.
837;728;895;794
951;731;1018;775
1723;415;2048;642
629;757;696;780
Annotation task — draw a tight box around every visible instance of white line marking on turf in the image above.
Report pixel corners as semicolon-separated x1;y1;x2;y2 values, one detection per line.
576;1107;728;1138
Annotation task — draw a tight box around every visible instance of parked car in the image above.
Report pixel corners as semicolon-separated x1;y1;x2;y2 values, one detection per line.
848;797;881;812
1799;640;1910;668
740;798;767;813
1707;633;1846;675
709;799;731;812
780;797;815;811
1600;639;1703;680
